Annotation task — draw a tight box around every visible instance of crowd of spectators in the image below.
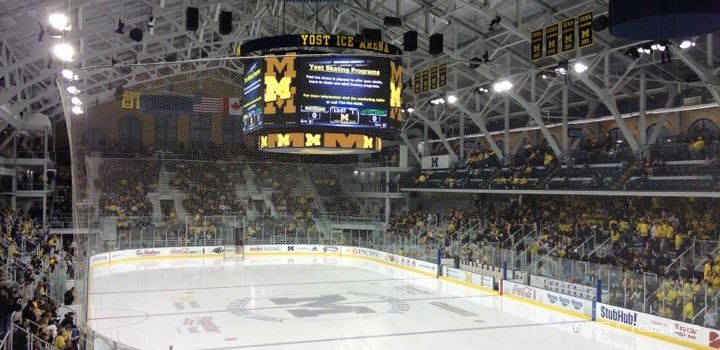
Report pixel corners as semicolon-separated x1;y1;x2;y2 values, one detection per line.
411;133;720;192
97;159;156;217
171;161;243;216
443;195;720;327
0;208;80;348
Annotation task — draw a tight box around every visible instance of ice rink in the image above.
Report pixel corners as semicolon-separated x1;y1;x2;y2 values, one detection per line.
88;255;688;350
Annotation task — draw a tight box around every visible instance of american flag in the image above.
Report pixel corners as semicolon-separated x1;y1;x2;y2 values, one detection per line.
192;97;228;114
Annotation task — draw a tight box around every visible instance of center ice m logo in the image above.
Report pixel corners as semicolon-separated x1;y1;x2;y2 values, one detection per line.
270;295;375;318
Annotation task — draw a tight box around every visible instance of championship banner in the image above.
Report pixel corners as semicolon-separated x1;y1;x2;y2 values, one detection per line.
561;18;576;53
545;23;559;57
121;91;140;109
438;64;447;87
414;64;447;94
421;69;430;92
578;12;594;48
531;28;544;61
414;71;422;94
429;66;438;90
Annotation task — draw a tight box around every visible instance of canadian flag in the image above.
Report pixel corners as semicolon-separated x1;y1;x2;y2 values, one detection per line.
228;97;243;115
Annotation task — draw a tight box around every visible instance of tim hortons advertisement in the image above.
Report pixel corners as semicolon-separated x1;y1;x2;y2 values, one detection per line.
135;249;161;257
597;303;716;348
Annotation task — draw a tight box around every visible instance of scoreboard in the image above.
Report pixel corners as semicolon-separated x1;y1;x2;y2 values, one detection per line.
242;54;403;134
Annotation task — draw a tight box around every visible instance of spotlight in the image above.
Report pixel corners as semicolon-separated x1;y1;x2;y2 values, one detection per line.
474;87;489;94
71;106;83;115
679;39;696;49
537;71;556;80
407;108;415;113
493;79;512;93
430;97;446;105
66;86;79;94
650;41;667;52
573;62;588;73
554;61;568;75
48;13;68;31
642;43;652;54
52;43;74;62
61;69;74;80
116;19;125;34
446;95;458;104
70;97;82;105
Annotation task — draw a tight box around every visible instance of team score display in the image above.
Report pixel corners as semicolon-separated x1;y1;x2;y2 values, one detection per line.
300;106;387;128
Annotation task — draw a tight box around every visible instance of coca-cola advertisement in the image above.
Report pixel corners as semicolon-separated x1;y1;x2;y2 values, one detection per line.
507;281;535;299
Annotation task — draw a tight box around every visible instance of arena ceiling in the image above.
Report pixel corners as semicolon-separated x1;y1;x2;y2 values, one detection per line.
1;0;719;159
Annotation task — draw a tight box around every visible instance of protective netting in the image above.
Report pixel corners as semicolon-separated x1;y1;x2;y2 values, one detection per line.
56;55;720;349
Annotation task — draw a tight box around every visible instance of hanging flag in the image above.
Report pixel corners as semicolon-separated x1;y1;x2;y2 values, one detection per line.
192;97;228;114
228;97;243;115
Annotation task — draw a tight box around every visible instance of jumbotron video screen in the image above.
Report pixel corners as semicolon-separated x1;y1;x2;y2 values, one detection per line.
242;54;401;133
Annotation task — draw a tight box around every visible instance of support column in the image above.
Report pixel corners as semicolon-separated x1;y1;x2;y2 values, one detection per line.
504;97;510;156
385;170;390;225
562;84;569;153
639;70;647;148
459;111;465;160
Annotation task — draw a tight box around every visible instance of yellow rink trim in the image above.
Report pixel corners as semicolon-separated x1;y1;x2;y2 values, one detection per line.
503;293;591;320
596;319;711;350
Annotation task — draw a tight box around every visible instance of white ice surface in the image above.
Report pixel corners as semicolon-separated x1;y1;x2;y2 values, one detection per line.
88;256;688;350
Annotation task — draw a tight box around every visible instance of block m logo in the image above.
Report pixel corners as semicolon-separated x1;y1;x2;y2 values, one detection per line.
389;60;403;122
270;295;374;318
264;54;297;114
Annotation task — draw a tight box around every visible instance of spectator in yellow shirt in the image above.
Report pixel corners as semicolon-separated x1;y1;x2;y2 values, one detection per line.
683;301;695;321
704;257;713;282
636;219;649;238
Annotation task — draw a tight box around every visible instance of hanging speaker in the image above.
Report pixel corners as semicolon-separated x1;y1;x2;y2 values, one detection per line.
593;15;610;31
384;16;402;27
129;28;143;42
403;31;417;52
186;7;199;31
429;33;443;55
219;11;232;35
361;28;382;41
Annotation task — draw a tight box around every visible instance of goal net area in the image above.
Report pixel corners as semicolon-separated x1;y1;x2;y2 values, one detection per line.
223;246;245;260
